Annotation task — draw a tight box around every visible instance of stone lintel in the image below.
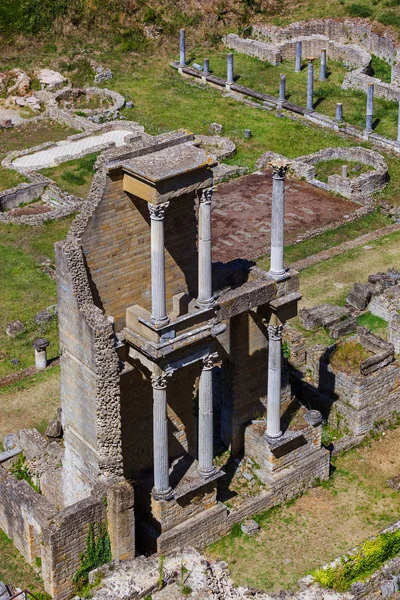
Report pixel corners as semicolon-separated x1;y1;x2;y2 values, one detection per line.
121;142;217;204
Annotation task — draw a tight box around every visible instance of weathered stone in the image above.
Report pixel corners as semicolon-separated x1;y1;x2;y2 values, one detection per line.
0;118;12;128
37;69;66;90
34;309;55;325
241;519;260;536
328;316;357;339
346;282;373;310
208;122;223;134
381;579;397;597
299;304;350;331
94;67;113;83
387;475;400;490
10;358;20;366
126;100;134;109
0;582;11;600
46;419;62;439
5;320;25;338
3;433;19;451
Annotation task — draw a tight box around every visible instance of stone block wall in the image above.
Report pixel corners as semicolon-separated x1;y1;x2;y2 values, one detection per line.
151;484;217;533
80;172;198;331
389;314;400;353
0;182;46;212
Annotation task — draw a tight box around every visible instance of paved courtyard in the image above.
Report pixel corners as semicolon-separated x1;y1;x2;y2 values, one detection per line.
12;128;133;170
212;171;360;262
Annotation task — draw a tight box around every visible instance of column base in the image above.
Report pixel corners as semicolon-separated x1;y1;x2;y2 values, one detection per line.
195;297;215;310
268;269;287;281
151;315;170;328
152;486;174;501
264;430;282;441
198;465;218;480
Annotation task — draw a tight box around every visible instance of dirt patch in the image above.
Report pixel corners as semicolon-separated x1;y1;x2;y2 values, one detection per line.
212;171;359;263
208;428;400;592
8;204;52;216
0;369;60;442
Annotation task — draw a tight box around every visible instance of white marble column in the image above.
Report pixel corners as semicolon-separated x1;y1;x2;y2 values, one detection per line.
307;57;315;111
266;321;283;439
198;353;218;478
268;160;290;281
197;188;215;309
151;371;173;500
148;202;169;326
179;29;186;67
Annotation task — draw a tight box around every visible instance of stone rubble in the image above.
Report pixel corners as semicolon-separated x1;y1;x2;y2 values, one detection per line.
5;320;25;338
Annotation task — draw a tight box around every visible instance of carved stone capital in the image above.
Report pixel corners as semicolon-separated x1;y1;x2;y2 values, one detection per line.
307;56;316;63
151;371;172;389
267;323;283;341
269;160;291;179
199;187;214;205
148;201;170;221
202;352;219;370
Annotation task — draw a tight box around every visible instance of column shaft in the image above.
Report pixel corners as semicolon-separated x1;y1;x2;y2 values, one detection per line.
366;83;374;133
319;49;327;81
152;373;172;499
269;161;290;280
397;100;400;143
295;41;302;73
307;59;314;111
279;74;286;102
179;29;186;67
336;103;343;121
198;354;217;477
149;203;169;326
266;323;283;439
227;53;234;85
197;189;214;309
204;58;210;76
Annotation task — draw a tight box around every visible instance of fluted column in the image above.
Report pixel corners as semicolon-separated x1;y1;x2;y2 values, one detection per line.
307;57;315;111
227;53;234;85
266;320;283;439
279;74;286;102
148;202;169;326
268;160;290;281
198;353;218;478
179;29;186;67
197;188;215;309
151;371;173;500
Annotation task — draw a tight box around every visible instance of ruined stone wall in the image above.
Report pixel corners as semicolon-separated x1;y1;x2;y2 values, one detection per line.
41;495;107;600
80;173;198;331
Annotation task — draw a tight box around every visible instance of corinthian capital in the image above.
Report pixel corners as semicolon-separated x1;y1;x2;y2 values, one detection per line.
202;352;219;370
151;370;172;389
267;323;283;341
199;187;215;205
148;201;170;221
269;160;291;179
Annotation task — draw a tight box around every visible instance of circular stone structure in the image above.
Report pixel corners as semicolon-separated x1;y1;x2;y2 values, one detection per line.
55;86;125;115
195;135;236;160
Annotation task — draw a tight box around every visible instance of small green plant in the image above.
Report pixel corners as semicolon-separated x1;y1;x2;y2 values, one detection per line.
313;529;400;591
10;453;40;493
282;340;291;360
73;522;111;591
347;3;373;17
181;585;192;596
34;556;42;568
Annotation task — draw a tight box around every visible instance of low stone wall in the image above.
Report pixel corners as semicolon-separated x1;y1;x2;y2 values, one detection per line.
54;87;125;116
0;181;45;212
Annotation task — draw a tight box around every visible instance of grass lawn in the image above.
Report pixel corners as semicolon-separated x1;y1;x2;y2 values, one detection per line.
0;217;74;379
297;228;400;308
315;159;373;183
40;152;99;198
0;529;45;593
208;427;400;592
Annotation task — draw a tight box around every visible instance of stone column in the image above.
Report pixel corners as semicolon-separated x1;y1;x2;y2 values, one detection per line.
197;188;215;309
295;41;302;73
151;371;173;500
336;102;343;122
204;58;210;76
397;100;400;143
279;74;286;102
179;29;186;67
227;53;234;85
148;202;169;326
306;57;315;111
319;48;327;81
198;353;218;478
366;83;374;133
33;338;49;370
266;319;283;439
268;160;290;281
342;165;348;178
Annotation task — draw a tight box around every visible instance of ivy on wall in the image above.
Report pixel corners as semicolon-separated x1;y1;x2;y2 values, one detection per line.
73;522;111;591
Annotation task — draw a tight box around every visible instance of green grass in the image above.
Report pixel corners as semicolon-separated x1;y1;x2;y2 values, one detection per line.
0;529;45;592
256;210;391;267
315;159;373;183
40;153;98;198
357;312;388;338
0;217;74;378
